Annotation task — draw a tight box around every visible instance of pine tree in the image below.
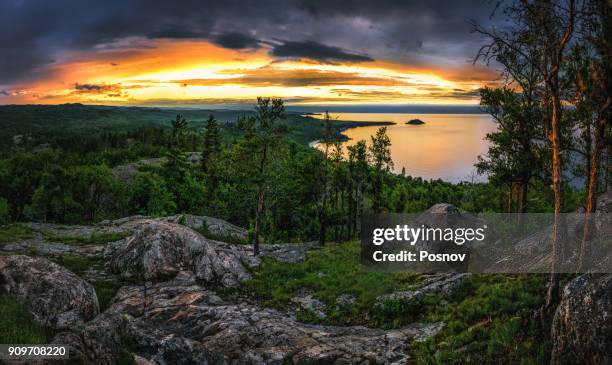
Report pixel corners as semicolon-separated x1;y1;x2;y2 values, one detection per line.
239;97;286;255
202;115;221;172
369;127;393;212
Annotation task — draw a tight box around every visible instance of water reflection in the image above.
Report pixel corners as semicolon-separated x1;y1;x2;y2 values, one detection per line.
313;113;496;183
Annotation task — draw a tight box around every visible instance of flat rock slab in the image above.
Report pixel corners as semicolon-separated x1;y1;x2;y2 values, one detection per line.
54;279;441;365
376;273;470;307
257;241;320;263
1;239;104;257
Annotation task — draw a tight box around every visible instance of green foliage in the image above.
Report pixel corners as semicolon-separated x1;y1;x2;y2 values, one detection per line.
0;101;586;246
94;280;123;312
240;241;421;325
174;174;207;214
202;115;221;172
126;172;176;216
0;295;48;343
52;254;103;276
477;87;544;214
369;127;393;211
114;348;138;365
242;241;552;363
0;224;34;243
413;274;551;364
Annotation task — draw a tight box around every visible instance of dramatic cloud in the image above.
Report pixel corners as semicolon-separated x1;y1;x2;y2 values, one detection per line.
271;40;373;62
0;0;499;86
172;66;404;87
73;83;129;98
213;32;261;49
147;27;209;40
74;83;112;92
0;0;502;105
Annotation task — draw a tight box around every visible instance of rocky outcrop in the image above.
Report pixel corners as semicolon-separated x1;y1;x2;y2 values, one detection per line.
551;274;612;365
376;273;470;307
292;287;327;319
1;239;105;258
486;191;612;274
53;277;441;365
104;220;257;287
112;153;202;181
98;214;248;242
412;204;489;272
0;255;99;330
160;214;248;241
406;118;425;125
415;204;488;236
258;241;319;263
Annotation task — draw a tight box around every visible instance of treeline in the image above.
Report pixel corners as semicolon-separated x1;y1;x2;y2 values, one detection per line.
1;97;553;243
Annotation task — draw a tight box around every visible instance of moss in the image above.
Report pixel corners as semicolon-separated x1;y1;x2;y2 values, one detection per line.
42;230;130;245
0;295;49;343
0;224;34;243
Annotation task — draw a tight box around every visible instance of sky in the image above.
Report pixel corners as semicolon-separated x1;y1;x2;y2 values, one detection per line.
0;0;502;107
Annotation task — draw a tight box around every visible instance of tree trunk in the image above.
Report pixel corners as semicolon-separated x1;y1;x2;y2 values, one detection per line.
507;185;513;213
579;116;607;271
319;210;327;246
253;190;264;255
253;145;268;256
545;84;565;310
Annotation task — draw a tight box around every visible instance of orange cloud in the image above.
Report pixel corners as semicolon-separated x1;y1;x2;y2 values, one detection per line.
0;39;495;105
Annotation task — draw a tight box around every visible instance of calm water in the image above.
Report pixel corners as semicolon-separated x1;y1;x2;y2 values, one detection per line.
313;113;497;183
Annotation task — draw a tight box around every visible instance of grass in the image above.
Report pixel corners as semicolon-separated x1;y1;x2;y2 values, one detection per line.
93;280;124;312
0;224;34;243
413;274;552;364
114;348;138;365
239;241;422;326
240;241;553;363
42;230;130;245
52;254;104;276
0;295;49;343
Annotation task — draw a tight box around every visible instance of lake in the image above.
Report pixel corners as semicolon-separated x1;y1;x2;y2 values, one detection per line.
313;112;497;183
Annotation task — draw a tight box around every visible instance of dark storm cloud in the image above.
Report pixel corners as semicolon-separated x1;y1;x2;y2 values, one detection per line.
0;0;498;85
73;83;125;96
147;27;208;39
213;32;261;49
75;83;106;91
271;40;373;62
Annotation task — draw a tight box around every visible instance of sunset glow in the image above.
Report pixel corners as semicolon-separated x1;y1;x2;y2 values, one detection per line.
1;39;496;106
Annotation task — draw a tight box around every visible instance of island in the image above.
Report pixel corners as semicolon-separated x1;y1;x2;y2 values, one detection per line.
406;119;425;125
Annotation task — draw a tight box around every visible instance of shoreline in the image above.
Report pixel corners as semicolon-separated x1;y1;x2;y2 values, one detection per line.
308;121;395;148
